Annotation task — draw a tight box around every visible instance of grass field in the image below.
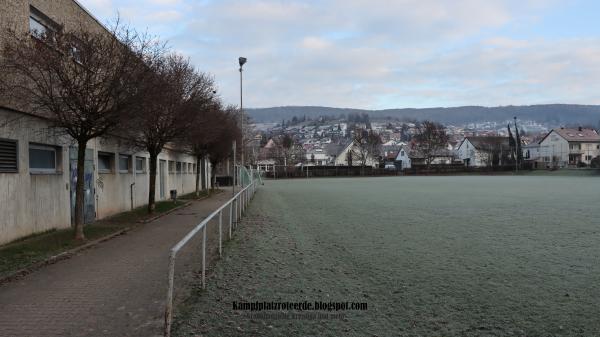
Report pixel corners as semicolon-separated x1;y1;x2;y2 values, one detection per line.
175;176;600;337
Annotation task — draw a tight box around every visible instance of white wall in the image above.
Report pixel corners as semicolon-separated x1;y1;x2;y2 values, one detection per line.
394;148;411;169
0;109;208;244
539;131;570;167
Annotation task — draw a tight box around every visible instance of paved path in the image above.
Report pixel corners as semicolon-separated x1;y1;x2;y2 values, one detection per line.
0;192;234;337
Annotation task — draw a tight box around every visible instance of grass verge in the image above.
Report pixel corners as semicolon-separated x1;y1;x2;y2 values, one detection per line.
0;199;186;279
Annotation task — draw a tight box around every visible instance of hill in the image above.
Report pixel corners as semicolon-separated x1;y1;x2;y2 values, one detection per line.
247;104;600;126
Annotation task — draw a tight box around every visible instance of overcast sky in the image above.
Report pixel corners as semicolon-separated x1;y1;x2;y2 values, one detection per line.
79;0;600;109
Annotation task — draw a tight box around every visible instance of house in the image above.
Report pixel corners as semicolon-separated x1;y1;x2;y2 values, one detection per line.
0;1;210;245
333;141;378;167
394;144;454;169
305;148;330;165
456;136;512;167
537;127;600;167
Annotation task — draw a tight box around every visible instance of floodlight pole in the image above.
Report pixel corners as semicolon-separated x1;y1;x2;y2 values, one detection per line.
239;57;247;169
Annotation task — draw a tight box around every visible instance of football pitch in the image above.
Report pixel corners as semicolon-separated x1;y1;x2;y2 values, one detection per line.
175;175;600;337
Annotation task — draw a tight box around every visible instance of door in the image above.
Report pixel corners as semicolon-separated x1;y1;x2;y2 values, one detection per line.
159;159;166;199
70;147;95;224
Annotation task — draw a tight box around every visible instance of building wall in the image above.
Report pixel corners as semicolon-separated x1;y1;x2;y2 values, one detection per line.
0;0;107;110
539;131;570;167
0;109;72;244
395;148;411;169
457;139;484;167
334;143;378;167
0;109;207;245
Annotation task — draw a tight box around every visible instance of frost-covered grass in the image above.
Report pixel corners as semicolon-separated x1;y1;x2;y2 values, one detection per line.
174;176;600;337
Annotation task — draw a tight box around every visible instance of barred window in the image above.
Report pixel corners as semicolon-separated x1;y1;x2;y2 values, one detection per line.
0;139;18;173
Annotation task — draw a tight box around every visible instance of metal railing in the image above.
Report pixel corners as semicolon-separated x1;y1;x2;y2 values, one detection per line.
164;179;258;337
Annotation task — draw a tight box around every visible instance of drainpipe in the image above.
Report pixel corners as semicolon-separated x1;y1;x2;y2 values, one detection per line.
130;182;135;210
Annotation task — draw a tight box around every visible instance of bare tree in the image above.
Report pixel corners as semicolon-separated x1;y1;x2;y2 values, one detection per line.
352;128;382;170
123;54;215;213
414;120;449;169
0;23;156;240
207;106;241;188
184;98;223;196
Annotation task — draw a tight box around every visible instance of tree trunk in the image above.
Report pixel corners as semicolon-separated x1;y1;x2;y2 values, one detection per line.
210;162;217;189
148;152;158;213
200;155;207;191
195;155;201;197
73;140;87;241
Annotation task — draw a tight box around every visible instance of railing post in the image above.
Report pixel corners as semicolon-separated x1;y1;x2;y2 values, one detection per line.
229;201;233;239
218;210;222;257
238;195;242;220
164;251;176;337
202;225;206;289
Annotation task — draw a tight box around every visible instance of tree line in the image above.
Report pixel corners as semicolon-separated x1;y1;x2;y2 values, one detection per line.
0;22;240;241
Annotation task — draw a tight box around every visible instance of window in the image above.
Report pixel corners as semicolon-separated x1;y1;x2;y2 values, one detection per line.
29;144;60;173
176;161;182;173
188;163;192;174
0;139;18;173
98;152;114;173
192;163;196;174
119;155;130;173
135;157;146;173
29;6;59;41
169;160;175;173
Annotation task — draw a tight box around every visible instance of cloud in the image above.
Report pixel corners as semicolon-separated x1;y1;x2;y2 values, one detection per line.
78;0;600;109
145;10;182;22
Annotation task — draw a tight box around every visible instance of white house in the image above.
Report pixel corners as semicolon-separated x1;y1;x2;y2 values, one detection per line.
537;127;600;167
333;142;378;167
395;145;454;169
456;136;511;167
305;148;330;166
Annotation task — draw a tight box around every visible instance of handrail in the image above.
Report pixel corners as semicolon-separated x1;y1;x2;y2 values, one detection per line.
164;179;258;337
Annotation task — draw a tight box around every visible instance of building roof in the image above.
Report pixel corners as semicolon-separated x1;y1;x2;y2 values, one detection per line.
397;145;454;159
552;128;600;142
324;141;351;158
462;136;511;150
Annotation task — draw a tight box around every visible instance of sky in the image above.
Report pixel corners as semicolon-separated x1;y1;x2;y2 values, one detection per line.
78;0;600;110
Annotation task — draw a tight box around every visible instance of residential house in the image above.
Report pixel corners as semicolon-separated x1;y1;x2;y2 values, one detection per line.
333;141;378;167
456;136;512;167
537;127;600;167
394;144;454;169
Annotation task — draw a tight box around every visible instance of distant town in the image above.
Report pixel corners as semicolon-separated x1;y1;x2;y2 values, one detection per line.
247;113;600;174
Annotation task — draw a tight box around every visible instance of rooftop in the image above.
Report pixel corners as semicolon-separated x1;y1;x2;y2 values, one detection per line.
553;128;600;142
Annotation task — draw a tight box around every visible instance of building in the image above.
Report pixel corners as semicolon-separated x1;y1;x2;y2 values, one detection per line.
456;136;512;167
305;148;330;166
536;127;600;167
0;1;210;244
333;141;379;167
394;145;454;169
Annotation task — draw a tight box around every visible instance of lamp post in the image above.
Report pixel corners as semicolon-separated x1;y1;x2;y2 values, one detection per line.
239;57;247;169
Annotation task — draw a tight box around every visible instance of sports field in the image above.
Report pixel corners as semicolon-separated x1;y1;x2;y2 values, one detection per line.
175;175;600;337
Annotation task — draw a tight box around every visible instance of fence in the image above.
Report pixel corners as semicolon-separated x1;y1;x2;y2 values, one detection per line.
259;164;528;179
163;177;259;337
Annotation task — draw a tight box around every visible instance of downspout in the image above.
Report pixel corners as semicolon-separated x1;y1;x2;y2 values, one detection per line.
130;182;135;210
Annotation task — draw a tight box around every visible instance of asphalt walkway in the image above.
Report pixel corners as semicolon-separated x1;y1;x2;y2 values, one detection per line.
0;192;234;337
